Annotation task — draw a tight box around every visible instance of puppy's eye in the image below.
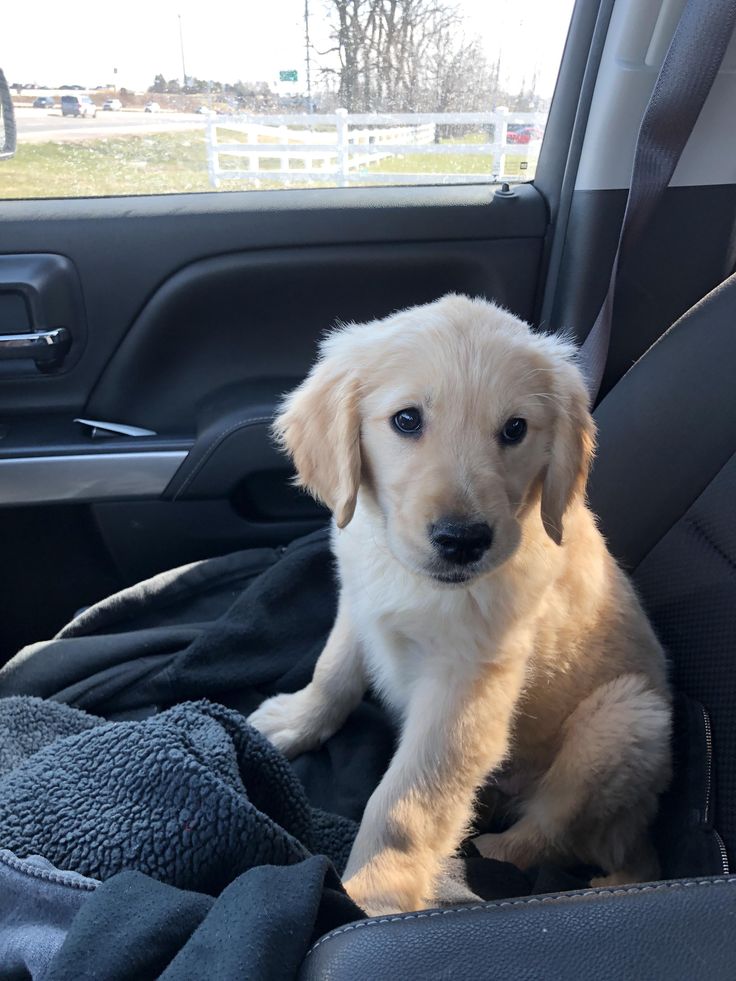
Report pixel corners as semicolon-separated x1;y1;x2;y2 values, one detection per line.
392;407;423;436
499;417;527;445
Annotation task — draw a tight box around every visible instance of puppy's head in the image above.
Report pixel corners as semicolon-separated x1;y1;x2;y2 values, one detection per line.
274;295;595;585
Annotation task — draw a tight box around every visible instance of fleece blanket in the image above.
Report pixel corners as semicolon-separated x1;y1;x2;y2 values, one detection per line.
0;696;356;893
0;530;398;839
0;692;366;979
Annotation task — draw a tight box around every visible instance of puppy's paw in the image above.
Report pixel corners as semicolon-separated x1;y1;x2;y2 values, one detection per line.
248;687;328;759
472;829;539;870
343;872;420;917
342;857;430;916
472;831;511;861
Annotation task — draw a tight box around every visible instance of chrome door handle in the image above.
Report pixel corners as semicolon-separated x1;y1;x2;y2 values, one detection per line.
0;327;71;370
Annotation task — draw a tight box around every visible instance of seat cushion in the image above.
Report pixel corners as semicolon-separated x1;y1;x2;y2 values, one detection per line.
589;272;736;572
635;452;736;863
585;272;736;873
299;877;736;980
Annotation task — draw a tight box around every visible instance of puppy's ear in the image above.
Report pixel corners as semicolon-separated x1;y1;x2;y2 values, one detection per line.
540;364;596;545
272;356;361;529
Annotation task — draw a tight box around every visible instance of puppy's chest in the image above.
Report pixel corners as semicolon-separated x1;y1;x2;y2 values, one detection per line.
357;596;499;717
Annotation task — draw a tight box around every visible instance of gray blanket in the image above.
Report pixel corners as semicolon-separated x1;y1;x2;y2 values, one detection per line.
0;696;356;894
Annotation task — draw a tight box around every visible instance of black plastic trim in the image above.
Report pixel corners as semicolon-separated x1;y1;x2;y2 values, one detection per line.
0;414;191;459
536;0;615;328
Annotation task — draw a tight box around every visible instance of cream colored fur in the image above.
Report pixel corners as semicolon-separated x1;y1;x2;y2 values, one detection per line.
249;294;671;916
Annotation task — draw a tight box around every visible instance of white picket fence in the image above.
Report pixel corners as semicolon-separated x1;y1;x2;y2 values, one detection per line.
205;110;546;187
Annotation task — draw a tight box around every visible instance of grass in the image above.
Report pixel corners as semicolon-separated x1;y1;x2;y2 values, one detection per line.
0;129;532;200
371;150;493;176
0;132;211;198
371;132;536;179
371;131;493;177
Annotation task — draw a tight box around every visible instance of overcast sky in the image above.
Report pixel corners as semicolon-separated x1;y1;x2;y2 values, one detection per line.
2;0;575;96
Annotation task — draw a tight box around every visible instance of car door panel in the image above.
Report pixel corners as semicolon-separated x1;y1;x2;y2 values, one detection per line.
0;184;544;414
87;235;543;432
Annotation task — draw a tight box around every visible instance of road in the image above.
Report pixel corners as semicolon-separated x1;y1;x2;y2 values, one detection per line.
15;108;209;143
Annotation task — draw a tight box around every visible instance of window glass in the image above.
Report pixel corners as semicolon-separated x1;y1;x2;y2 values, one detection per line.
0;0;575;199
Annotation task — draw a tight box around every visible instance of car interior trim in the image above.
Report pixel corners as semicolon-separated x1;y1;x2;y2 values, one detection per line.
0;451;187;505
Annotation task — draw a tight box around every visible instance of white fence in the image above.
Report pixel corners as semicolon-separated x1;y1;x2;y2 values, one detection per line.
205;110;546;188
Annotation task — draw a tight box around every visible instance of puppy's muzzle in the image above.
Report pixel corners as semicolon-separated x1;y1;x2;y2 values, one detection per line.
430;520;493;566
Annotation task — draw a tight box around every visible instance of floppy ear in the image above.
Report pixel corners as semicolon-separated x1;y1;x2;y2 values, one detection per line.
272;356;361;529
540;365;596;546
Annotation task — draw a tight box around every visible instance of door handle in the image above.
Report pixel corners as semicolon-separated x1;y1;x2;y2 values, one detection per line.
0;327;71;370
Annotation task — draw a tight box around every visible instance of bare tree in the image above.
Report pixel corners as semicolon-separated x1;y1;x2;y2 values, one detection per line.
318;0;499;113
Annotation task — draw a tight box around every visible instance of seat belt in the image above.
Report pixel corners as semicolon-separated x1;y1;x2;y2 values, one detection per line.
579;0;736;404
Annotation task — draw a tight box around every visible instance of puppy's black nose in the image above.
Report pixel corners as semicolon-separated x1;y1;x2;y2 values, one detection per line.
430;520;493;566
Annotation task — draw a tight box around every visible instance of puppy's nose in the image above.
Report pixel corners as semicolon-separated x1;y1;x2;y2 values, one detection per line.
430;520;493;566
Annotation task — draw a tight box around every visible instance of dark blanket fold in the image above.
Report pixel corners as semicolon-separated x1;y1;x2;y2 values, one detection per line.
47;860;361;981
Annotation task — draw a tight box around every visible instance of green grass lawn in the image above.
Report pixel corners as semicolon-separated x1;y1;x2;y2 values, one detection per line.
370;151;493;176
0;132;212;198
370;132;494;177
0;129;528;199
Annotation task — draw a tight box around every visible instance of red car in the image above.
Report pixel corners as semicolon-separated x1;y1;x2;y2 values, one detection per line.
506;124;545;144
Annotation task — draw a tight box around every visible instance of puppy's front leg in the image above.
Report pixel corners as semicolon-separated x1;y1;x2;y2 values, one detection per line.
248;601;366;758
343;655;527;915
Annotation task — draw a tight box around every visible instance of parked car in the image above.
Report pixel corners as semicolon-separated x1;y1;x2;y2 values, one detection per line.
144;101;161;113
32;96;55;109
60;95;97;118
506;124;545;144
102;98;122;111
196;105;216;115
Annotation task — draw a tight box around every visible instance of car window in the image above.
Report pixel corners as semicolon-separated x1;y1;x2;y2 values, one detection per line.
1;0;575;199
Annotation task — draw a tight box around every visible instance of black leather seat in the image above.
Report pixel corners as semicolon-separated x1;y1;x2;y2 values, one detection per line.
593;272;736;864
301;878;735;980
299;274;736;980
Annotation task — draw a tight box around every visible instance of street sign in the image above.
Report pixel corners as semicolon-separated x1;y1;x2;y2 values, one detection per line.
279;70;298;82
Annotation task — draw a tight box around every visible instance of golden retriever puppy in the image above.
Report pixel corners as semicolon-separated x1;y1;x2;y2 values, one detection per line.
249;294;671;916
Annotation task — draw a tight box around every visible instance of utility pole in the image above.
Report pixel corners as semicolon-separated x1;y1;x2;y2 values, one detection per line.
178;13;188;91
304;0;313;113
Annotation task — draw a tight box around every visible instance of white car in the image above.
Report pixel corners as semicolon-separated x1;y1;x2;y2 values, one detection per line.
144;102;161;113
102;98;122;111
61;95;97;118
196;106;216;115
